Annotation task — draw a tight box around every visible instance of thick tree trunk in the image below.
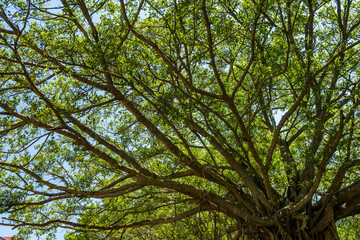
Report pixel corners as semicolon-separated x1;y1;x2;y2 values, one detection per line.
236;217;340;240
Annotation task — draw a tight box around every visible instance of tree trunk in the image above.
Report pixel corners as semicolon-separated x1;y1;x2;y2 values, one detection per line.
236;216;340;240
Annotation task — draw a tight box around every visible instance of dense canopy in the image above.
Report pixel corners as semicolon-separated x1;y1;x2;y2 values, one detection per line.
0;0;360;239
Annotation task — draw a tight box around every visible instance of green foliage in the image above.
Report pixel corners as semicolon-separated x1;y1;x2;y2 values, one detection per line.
0;0;360;239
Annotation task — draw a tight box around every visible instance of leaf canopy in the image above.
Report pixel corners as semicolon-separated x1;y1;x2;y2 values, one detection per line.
0;0;360;239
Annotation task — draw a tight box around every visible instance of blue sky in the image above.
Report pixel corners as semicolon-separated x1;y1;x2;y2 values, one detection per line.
0;222;66;240
0;215;66;239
